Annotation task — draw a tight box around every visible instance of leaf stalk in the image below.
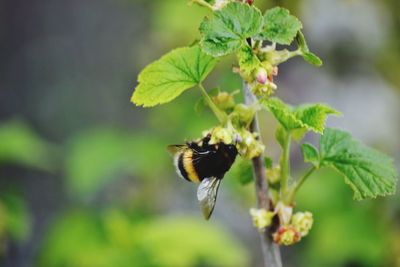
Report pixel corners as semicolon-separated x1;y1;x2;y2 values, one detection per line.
287;166;316;203
280;131;291;196
199;84;228;124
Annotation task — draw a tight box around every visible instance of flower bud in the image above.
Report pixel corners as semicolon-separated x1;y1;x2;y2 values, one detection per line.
250;208;274;230
236;130;265;159
212;92;235;110
274;201;293;225
209;126;234;145
292;211;313;237
256;67;268;84
266;165;281;184
273;226;301;246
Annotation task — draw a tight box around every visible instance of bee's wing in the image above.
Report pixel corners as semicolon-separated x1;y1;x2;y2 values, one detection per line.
197;177;221;220
167;145;187;156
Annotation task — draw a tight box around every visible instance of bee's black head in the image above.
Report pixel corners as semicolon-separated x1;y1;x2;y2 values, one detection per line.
219;142;238;161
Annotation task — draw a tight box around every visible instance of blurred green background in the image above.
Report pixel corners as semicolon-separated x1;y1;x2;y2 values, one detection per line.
0;0;399;266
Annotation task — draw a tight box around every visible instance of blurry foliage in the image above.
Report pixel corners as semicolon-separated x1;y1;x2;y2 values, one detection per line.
0;120;55;171
65;128;167;197
376;0;400;90
38;210;249;267
296;168;391;267
0;194;31;242
0;193;31;256
151;0;208;47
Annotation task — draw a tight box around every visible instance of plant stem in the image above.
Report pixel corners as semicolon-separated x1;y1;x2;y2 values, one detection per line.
243;81;282;267
287;166;316;203
198;84;228;124
280;131;291;196
191;0;214;11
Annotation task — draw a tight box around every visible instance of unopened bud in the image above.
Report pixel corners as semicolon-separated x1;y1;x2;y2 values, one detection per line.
266;165;281;184
256;68;268;84
232;104;255;127
212;92;235;110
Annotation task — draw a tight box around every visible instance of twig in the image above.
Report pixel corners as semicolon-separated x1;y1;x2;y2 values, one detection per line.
243;81;282;267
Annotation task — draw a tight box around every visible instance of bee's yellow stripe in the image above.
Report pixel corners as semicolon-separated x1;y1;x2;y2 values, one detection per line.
183;150;200;183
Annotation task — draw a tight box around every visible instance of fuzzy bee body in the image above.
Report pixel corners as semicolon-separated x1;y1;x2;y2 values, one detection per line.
168;136;238;219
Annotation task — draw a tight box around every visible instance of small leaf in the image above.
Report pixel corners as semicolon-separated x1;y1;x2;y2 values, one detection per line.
320;128;398;200
302;52;322;67
237;45;260;77
263;98;341;134
131;45;218;107
296;31;323;67
257;7;302;45
199;2;263;57
295;103;341;133
301;143;319;167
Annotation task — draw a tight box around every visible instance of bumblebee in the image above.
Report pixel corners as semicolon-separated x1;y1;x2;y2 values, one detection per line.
168;135;238;220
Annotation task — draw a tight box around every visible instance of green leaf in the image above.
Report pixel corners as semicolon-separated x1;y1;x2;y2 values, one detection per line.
296;31;323;67
319;128;398;200
237;45;260;77
295;103;341;133
131;45;218;107
263;98;341;134
199;2;263;57
257;7;302;45
303;51;323;67
301;143;320;167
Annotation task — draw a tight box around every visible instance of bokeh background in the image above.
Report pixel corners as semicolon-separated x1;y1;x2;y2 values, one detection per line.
1;0;400;266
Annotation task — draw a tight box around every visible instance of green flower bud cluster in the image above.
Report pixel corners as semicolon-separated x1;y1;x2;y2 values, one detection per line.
249;208;275;230
236;130;265;159
273;211;314;246
203;96;266;160
266;164;281;184
291;211;313;237
212;91;237;111
249;201;313;246
207;125;265;160
250;64;278;98
208;126;235;145
273;225;301;246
